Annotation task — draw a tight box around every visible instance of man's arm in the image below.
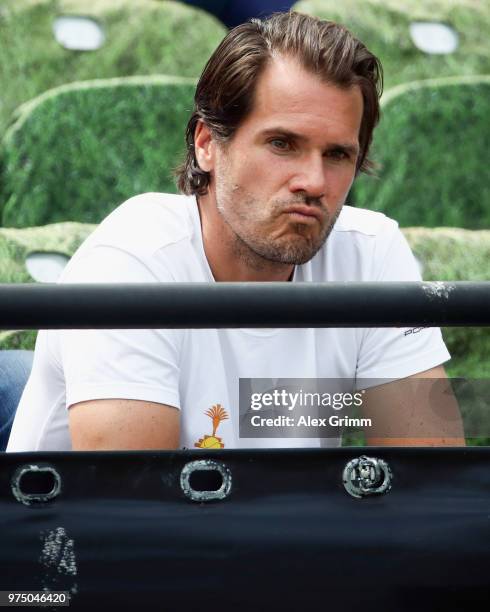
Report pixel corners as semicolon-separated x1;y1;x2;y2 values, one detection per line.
68;399;180;450
359;365;466;446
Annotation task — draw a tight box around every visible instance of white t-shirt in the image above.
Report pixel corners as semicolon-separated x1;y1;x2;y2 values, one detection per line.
7;193;450;451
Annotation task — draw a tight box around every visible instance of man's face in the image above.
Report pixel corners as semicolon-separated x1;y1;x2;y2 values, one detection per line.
207;55;363;265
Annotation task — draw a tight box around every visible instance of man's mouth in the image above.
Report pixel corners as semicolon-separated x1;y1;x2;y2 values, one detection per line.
282;205;323;222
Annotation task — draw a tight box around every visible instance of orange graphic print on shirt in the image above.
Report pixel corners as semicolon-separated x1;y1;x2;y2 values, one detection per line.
194;404;229;448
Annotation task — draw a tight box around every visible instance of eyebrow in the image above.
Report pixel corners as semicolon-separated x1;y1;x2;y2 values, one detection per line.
260;127;360;157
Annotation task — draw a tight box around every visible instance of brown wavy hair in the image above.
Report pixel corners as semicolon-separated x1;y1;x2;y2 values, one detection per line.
174;11;383;196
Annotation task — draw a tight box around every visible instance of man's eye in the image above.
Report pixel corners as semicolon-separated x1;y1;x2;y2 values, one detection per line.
328;149;348;161
269;139;291;151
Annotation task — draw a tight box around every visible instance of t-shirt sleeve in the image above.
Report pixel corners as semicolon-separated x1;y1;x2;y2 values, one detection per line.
354;221;451;387
57;245;182;410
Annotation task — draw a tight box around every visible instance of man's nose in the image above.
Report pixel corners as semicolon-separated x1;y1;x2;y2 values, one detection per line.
288;154;326;199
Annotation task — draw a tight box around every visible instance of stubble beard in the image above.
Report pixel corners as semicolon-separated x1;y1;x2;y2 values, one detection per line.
215;182;343;269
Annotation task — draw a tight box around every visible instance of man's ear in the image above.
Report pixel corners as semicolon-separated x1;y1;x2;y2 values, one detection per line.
194;120;215;172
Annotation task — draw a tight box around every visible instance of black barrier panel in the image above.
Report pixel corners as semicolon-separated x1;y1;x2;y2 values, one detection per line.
0;281;489;329
0;448;488;611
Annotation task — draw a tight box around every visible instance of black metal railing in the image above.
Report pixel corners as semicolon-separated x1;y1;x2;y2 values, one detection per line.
0;281;489;329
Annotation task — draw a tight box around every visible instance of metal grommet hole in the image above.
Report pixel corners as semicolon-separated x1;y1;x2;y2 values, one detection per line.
343;455;393;499
189;469;223;492
11;465;62;505
180;460;232;502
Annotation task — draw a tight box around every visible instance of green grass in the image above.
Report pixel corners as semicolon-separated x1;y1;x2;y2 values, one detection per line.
349;77;490;229
294;0;490;89
1;77;196;227
0;0;226;134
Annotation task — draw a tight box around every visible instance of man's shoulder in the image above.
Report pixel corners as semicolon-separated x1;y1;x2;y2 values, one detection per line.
80;192;195;256
301;205;402;280
333;205;398;237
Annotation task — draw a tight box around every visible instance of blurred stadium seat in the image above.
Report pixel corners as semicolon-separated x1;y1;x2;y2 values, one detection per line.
294;0;489;89
0;0;225;134
351;76;490;229
1;77;196;227
0;222;94;350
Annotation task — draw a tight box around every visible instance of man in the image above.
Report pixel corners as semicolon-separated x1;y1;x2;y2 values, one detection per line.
7;11;465;452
